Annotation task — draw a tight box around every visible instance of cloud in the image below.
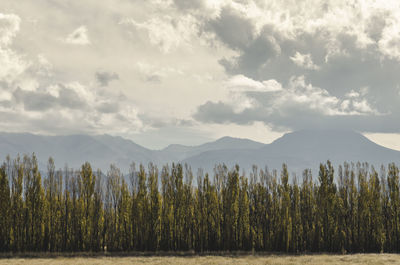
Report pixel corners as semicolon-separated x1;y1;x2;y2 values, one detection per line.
136;62;183;82
180;0;400;134
120;15;199;53
0;12;143;136
4;80;143;135
0;13;29;84
0;13;20;46
35;55;53;77
194;75;381;130
198;1;400;79
226;74;282;92
95;71;119;86
207;7;256;50
290;52;319;70
3;0;400;148
173;0;204;10
13;87;57;111
65;26;90;45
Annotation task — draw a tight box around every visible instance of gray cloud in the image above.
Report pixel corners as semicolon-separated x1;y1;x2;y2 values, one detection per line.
189;1;400;134
206;7;255;50
145;74;162;83
95;71;119;87
173;0;204;10
65;26;90;45
96;101;120;113
194;101;239;124
194;99;399;133
12;85;88;112
193;74;389;132
57;85;87;109
219;27;281;77
13;88;56;111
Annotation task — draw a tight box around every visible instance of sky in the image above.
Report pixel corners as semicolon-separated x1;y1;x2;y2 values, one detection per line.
1;0;400;150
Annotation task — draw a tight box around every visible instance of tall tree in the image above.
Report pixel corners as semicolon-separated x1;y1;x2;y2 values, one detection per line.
0;164;11;251
279;164;292;252
81;162;95;250
148;163;161;250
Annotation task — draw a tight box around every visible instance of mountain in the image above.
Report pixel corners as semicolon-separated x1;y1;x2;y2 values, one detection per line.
156;136;265;162
0;132;154;171
182;130;400;175
0;133;266;172
0;130;400;175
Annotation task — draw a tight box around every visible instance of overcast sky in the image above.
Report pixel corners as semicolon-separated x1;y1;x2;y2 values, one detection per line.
1;0;400;150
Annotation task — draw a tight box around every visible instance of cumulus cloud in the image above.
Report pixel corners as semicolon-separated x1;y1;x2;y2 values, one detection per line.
65;26;91;45
168;0;400;134
194;74;381;130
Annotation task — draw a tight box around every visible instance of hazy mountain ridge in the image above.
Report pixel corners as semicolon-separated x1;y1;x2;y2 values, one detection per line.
156;136;265;162
0;130;399;174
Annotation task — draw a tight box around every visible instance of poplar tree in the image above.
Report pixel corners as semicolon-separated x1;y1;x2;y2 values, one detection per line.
1;155;400;253
147;163;161;250
81;162;95;250
279;164;292;252
0;164;10;251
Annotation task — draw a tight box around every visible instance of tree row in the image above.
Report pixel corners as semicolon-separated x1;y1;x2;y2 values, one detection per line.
0;154;399;253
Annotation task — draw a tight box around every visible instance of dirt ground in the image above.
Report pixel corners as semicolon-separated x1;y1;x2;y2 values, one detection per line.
1;254;400;265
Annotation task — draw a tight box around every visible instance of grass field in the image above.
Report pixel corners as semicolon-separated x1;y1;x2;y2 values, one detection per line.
1;254;400;265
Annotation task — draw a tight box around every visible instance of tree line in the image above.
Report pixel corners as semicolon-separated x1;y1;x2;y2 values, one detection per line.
0;153;400;253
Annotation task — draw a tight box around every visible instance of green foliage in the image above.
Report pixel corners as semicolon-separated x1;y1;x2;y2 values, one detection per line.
1;155;400;253
0;164;11;251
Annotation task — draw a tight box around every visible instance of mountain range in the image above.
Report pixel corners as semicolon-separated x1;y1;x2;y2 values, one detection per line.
0;130;399;175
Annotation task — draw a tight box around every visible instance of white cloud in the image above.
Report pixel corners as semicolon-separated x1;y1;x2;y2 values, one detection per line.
198;0;400;67
0;48;30;84
226;74;282;92
278;76;379;116
378;21;400;60
290;52;319;70
0;13;29;84
0;13;20;46
36;54;53;77
195;74;381;127
345;90;360;98
65;26;91;45
120;15;199;53
224;74;283;112
0;90;12;101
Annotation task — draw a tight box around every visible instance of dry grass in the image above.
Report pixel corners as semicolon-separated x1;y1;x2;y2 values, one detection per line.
1;254;400;265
